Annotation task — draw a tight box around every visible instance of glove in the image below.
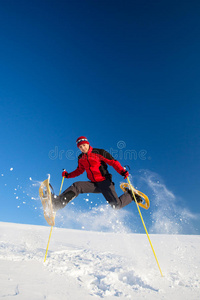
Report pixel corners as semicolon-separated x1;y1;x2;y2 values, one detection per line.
62;170;68;178
121;170;129;179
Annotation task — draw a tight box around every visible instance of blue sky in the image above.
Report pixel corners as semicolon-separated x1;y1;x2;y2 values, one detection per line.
0;0;199;234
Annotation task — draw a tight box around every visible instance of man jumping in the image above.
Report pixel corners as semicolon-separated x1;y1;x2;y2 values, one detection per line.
52;136;142;211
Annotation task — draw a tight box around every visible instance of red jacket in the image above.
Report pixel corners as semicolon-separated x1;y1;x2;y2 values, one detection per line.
67;146;125;182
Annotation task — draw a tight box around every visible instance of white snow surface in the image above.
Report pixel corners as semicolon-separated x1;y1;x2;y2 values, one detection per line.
0;222;199;300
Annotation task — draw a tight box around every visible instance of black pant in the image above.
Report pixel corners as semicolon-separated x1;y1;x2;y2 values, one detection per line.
53;179;132;210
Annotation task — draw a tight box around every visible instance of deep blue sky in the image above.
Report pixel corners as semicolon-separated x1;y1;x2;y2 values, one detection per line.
0;0;199;233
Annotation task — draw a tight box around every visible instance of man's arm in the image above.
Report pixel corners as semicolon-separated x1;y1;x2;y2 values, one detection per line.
67;156;85;178
93;148;126;175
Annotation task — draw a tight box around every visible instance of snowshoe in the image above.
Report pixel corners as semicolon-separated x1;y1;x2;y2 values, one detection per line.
120;182;150;210
39;178;56;226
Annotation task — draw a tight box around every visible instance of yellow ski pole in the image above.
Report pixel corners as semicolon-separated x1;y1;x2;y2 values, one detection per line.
59;176;65;195
44;225;53;262
127;176;163;277
44;176;65;262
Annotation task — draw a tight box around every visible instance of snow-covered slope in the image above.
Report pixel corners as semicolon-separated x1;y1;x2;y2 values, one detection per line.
0;222;199;299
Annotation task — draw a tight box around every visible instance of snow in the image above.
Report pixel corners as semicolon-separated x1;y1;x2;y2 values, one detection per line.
0;222;199;299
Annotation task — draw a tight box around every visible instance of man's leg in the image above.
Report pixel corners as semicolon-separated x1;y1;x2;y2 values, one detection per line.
118;192;133;208
52;181;101;210
97;179;132;209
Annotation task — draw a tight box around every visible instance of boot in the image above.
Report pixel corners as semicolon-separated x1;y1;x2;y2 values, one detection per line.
51;194;63;211
51;191;76;211
125;188;143;203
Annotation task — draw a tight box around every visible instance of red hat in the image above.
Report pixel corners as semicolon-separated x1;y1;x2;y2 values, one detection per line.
76;136;90;147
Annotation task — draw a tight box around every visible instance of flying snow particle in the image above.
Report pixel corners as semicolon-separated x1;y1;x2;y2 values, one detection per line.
10;168;13;171
1;174;4;176
29;177;32;181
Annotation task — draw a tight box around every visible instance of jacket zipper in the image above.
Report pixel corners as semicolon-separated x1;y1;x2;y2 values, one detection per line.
86;154;96;182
